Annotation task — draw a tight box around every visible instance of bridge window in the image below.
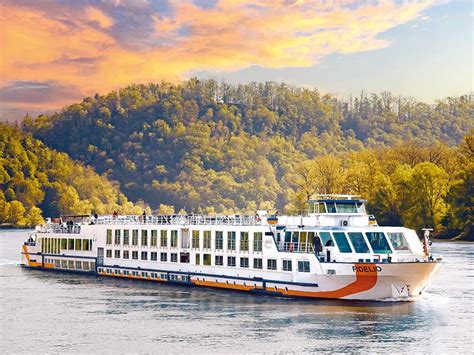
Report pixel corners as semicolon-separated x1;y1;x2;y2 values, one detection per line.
151;230;157;247
283;260;292;271
365;232;392;254
253;258;262;269
326;202;337;213
123;230;129;245
335;203;358;213
227;256;236;267
240;232;249;251
253;232;262;252
332;232;352;253
387;232;410;252
267;259;277;270
318;232;334;247
347;232;370;253
215;231;223;250
298;261;310;273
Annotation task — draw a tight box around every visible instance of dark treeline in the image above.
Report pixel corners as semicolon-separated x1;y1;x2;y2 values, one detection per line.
13;79;474;239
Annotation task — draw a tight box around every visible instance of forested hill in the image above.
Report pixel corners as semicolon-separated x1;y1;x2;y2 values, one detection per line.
0;124;145;227
21;79;473;238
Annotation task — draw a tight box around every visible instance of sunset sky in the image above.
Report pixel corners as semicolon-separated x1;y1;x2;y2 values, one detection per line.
0;0;472;121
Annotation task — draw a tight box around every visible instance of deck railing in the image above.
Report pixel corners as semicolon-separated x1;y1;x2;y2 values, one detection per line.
94;214;262;226
39;224;82;234
278;242;314;253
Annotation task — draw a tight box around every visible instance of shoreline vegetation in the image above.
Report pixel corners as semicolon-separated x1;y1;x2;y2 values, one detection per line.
1;79;472;240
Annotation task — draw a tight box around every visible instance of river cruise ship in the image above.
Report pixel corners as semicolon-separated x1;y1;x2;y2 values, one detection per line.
21;196;441;301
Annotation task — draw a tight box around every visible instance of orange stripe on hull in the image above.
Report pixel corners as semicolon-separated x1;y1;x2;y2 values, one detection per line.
22;245;54;268
276;263;378;298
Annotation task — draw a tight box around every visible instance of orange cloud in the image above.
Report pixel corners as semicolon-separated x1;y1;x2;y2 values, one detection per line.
0;0;438;117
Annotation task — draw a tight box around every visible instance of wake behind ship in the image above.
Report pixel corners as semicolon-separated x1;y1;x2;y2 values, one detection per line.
21;195;441;301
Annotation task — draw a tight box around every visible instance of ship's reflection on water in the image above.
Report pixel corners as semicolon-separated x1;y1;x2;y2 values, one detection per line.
1;231;472;354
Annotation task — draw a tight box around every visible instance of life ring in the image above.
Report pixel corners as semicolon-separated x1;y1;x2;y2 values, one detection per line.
289;243;294;252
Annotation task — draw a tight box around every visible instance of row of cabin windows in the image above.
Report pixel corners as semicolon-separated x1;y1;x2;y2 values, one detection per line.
98;268;190;282
104;249;310;273
284;231;410;254
107;229;178;248
41;238;93;254
106;229;263;252
45;258;95;271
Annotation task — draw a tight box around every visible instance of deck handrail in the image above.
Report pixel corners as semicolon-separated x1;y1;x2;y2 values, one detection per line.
278;242;314;253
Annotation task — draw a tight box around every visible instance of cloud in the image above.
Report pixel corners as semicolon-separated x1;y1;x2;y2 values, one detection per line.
0;0;438;120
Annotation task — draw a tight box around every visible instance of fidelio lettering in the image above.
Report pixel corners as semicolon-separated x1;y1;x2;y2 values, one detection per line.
352;265;382;273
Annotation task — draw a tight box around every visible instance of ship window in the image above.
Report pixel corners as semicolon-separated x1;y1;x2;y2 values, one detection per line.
106;229;112;244
267;259;277;270
215;231;223;250
75;261;82;269
253;258;262;269
106;249;112;258
283;260;292;271
253;232;262;252
203;254;211;265
227;256;236;267
347;232;370;253
68;260;74;269
151;252;157;261
203;231;211;249
161;230;168;247
61;238;67;250
298;261;310;273
141;251;148;260
55;259;61;267
83;239;90;251
192;230;200;249
132;251;138;260
171;230;178;248
326;202;337;213
335;203;358;213
240;257;249;268
195;253;201;265
141;230;148;246
75;239;82;251
123;230;129;245
132;230;138;246
318;232;334;247
332;232;353;253
68;239;74;250
240;232;249;251
160;252;167;262
227;231;236;251
83;261;89;270
387;232;411;253
123;250;129;259
365;232;392;254
180;252;190;263
115;230;121;245
151;230;158;247
115;250;121;258
171;253;178;262
215;255;224;266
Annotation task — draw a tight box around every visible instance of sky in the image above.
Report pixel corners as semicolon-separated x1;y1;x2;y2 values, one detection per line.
0;0;472;121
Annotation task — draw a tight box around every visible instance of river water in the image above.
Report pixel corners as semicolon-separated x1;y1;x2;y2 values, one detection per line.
0;230;473;354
